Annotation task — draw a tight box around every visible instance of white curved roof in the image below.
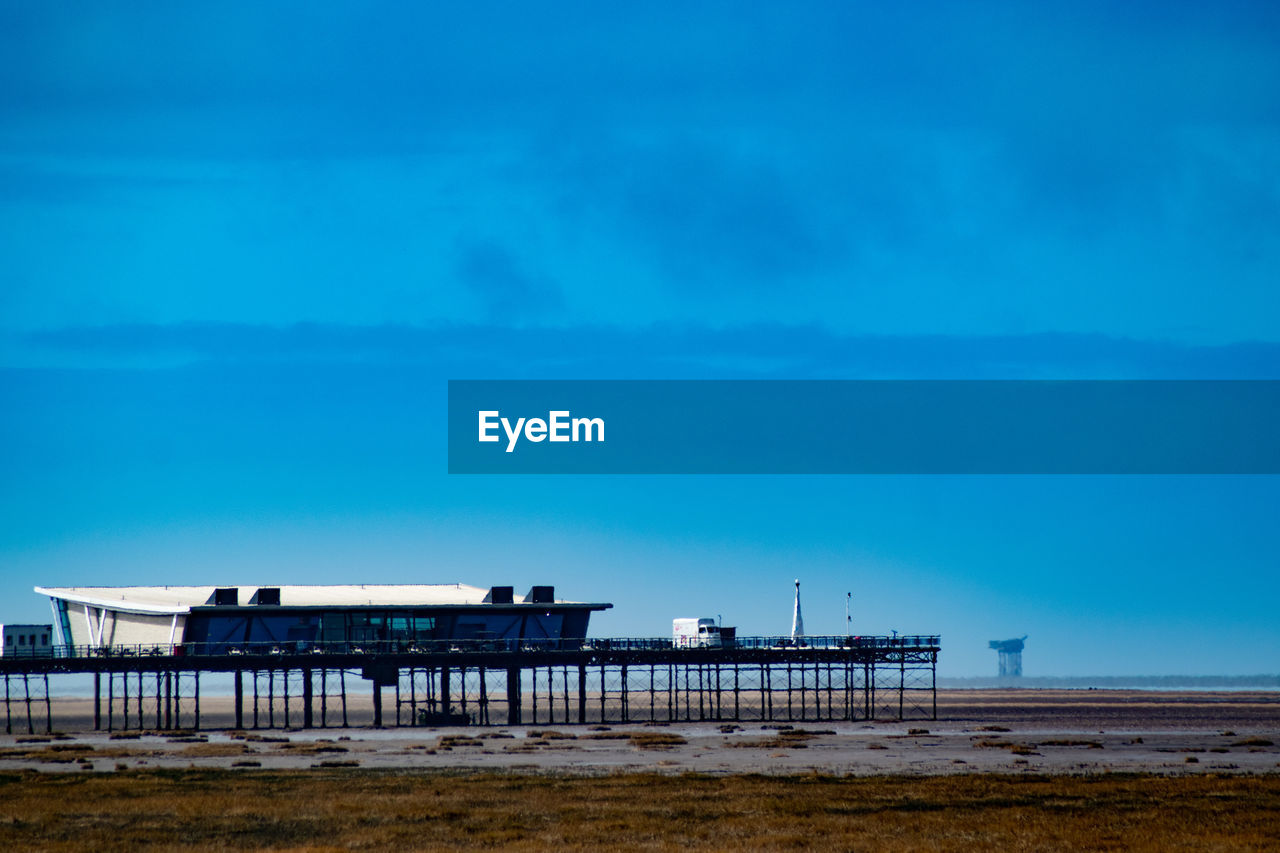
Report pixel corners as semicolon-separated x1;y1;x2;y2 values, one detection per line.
34;584;602;615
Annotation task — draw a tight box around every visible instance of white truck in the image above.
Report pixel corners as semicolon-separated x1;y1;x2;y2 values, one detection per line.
673;617;721;648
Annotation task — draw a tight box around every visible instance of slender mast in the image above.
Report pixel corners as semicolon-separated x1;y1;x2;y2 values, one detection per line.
790;579;804;639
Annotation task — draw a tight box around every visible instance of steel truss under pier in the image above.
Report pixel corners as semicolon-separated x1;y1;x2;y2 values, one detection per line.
0;636;939;733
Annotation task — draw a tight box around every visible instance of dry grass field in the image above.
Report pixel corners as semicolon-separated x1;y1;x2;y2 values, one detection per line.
1;769;1278;851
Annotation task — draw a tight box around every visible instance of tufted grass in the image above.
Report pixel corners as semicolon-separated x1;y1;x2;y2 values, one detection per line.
0;769;1277;850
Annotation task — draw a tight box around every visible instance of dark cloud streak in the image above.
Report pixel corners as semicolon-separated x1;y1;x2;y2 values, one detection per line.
17;322;1280;379
3;3;1276;158
454;240;562;322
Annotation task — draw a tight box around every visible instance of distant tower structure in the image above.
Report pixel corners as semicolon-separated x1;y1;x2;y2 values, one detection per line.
791;579;804;639
988;636;1027;677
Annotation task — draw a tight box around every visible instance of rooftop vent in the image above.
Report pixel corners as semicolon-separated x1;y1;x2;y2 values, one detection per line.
486;586;514;605
213;588;239;606
254;588;281;606
525;585;554;604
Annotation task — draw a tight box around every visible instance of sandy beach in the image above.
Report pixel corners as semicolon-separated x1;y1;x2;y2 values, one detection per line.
2;688;1276;776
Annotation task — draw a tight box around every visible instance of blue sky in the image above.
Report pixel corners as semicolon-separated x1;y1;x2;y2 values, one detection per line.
1;2;1277;675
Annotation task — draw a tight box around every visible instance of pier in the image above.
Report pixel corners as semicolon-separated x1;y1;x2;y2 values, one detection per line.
0;635;940;733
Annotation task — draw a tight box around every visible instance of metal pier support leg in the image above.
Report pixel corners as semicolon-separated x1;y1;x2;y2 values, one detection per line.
827;661;834;721
194;671;201;731
93;673;101;731
253;671;260;729
899;654;905;721
670;660;680;722
578;665;587;724
43;673;52;734
441;668;451;718
408;668;416;726
372;682;383;728
801;662;808;721
303;668;313;729
506;667;521;726
340;670;348;728
865;662;872;720
870;663;877;721
530;668;537;725
932;653;937;721
778;660;788;722
620;664;629;723
649;665;656;722
4;674;10;735
234;671;244;730
23;674;33;735
845;658;852;721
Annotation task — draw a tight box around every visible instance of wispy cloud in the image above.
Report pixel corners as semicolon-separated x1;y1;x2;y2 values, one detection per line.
14;322;1280;379
454;240;562;322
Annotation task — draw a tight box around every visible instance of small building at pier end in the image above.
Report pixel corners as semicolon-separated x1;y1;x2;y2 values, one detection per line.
34;584;612;654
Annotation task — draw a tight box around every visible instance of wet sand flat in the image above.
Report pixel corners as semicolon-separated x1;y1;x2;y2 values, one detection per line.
1;689;1277;776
